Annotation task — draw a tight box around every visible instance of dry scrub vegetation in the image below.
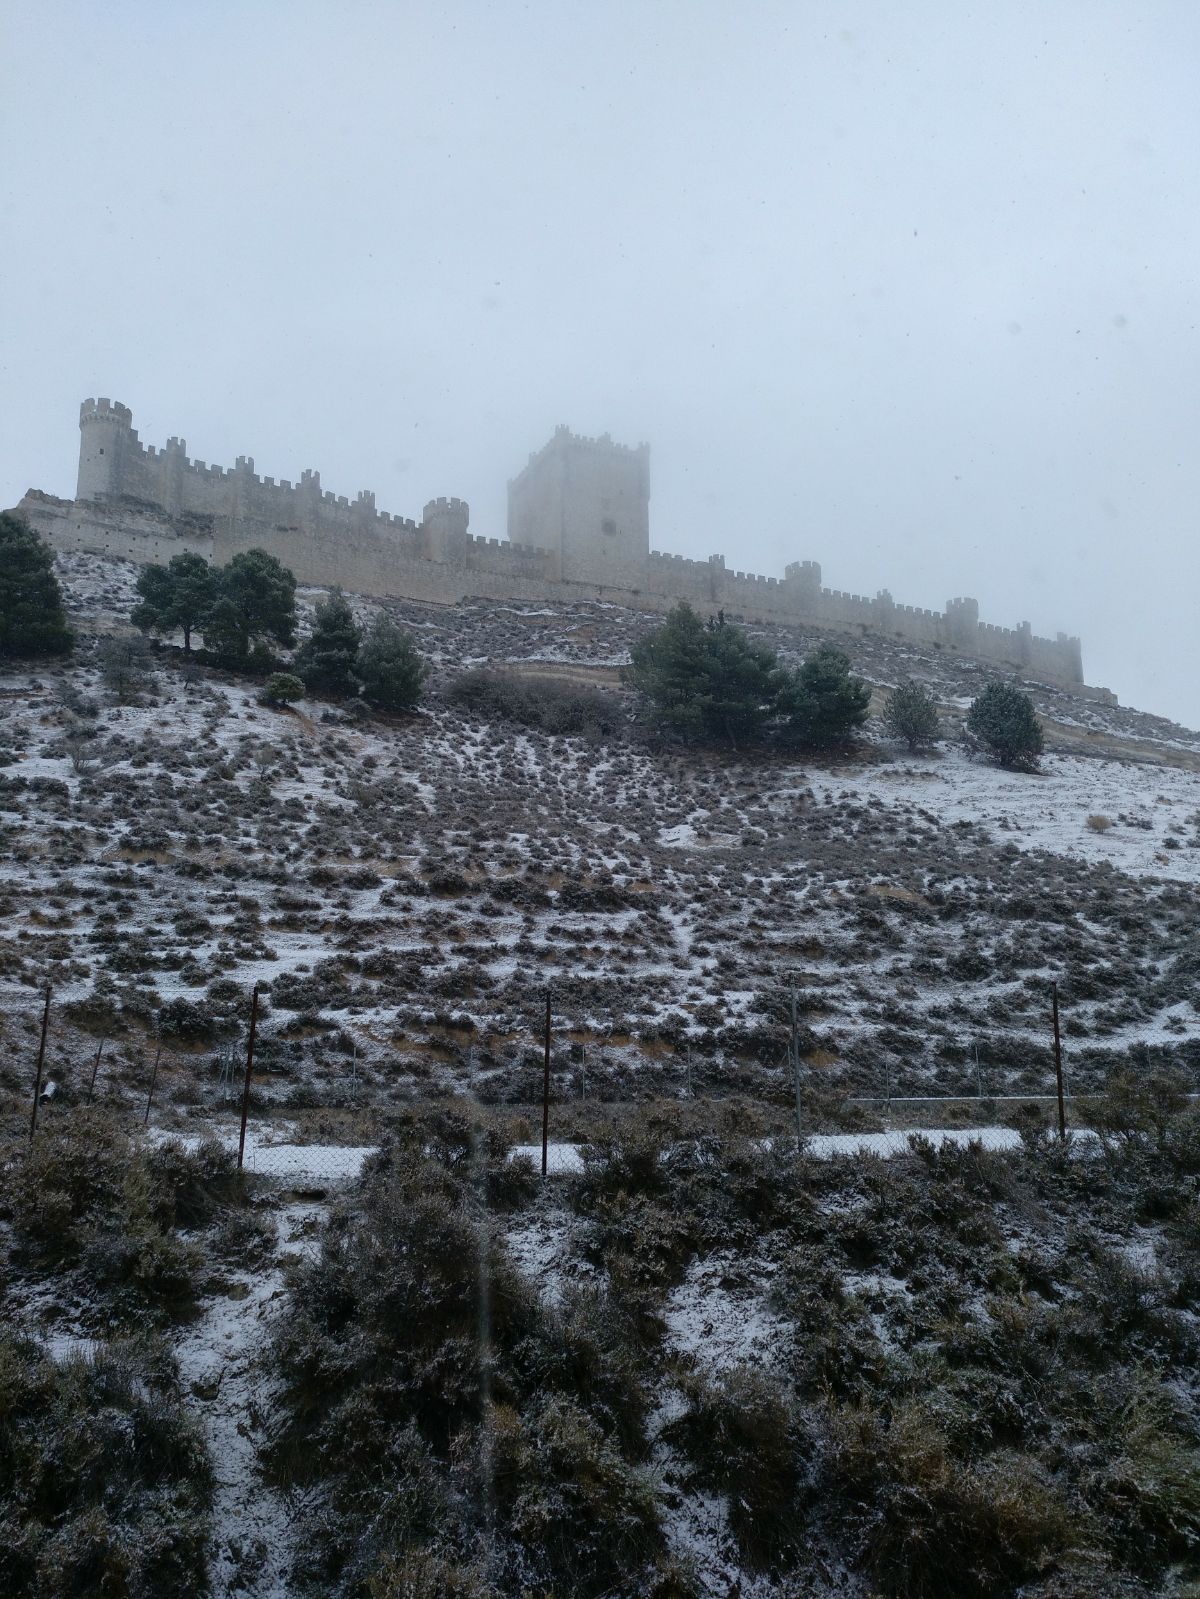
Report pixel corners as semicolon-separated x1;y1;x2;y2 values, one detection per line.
1;553;1198;1139
2;554;1200;1596
252;1086;1200;1593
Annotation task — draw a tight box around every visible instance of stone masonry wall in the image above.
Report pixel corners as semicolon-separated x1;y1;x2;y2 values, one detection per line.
17;400;1088;692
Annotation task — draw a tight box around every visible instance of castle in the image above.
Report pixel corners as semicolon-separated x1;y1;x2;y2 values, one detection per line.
14;399;1092;692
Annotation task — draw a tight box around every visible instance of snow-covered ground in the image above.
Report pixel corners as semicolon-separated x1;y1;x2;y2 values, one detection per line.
805;749;1200;883
509;1125;1102;1175
175;1200;324;1599
4;556;1198;1124
148;1123;374;1184
3;549;1195;1599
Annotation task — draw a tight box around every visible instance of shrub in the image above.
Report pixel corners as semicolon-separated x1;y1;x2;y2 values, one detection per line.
259;672;305;707
1085;1381;1200;1572
0;512;73;658
0;1333;212;1597
356;614;426;711
967;682;1044;770
883;678;940;750
625;602;779;747
0;1119;234;1323
774;644;872;749
157;995;232;1043
830;1398;1072;1596
594;1194;695;1302
494;1393;662;1595
268;1153;537;1497
294;587;361;695
365;1551;498;1598
99;634;155;701
447;669;621;740
268;1141;660;1595
668;1366;804;1569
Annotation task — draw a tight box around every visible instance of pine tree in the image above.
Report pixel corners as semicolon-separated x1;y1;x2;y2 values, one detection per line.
293;588;361;695
883;678;940;750
202;549;298;665
625;602;778;747
131;551;217;653
356;614;426;711
774;645;871;749
98;634;154;702
0;513;73;658
702;619;781;748
966;682;1044;770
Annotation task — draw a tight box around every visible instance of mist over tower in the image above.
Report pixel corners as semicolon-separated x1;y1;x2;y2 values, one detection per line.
506;425;651;585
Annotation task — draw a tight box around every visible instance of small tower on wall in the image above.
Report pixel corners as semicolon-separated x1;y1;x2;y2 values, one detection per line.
77;398;135;501
507;425;650;585
421;496;470;563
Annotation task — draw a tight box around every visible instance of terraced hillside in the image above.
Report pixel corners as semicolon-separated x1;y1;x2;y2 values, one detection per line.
3;552;1200;1599
0;551;1197;1128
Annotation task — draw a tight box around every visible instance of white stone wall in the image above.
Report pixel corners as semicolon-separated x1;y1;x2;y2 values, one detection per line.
13;402;1089;691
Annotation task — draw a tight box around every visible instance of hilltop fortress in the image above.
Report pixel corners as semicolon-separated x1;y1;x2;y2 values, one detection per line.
15;398;1091;691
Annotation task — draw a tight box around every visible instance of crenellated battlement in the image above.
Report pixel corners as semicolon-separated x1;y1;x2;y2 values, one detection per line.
52;399;1088;690
510;423;651;498
544;422;649;459
80;397;133;427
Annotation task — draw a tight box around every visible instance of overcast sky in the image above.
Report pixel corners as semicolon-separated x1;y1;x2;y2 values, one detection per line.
3;1;1198;724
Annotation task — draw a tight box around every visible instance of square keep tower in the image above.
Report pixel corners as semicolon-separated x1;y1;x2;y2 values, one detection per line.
507;425;650;586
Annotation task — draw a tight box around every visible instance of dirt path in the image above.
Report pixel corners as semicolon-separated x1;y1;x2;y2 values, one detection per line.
175;1201;323;1598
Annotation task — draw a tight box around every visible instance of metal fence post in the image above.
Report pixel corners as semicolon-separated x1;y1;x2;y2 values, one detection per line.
1052;982;1067;1140
541;993;551;1178
29;985;51;1143
143;1043;162;1127
790;977;803;1144
87;1037;106;1103
238;987;260;1172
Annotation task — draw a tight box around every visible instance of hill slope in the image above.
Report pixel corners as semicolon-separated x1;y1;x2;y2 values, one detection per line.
3;553;1200;1599
1;550;1197;1123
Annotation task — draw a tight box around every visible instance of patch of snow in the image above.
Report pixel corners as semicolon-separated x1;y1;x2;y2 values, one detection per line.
174;1203;318;1598
663;1253;785;1373
148;1125;373;1184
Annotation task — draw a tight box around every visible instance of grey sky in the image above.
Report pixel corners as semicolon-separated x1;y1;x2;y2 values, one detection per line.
4;1;1198;724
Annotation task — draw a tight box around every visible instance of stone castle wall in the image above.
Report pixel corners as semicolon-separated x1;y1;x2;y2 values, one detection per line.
16;399;1087;691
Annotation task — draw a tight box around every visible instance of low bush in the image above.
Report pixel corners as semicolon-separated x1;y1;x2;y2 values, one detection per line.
0;1332;211;1596
966;682;1044;771
491;1393;662;1594
446;668;623;741
268;1137;663;1596
0;1119;240;1325
668;1365;806;1569
883;678;940;750
829;1398;1072;1597
259;671;305;706
157;994;233;1043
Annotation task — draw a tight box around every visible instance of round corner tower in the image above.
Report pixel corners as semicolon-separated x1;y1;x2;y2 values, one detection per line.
77;398;134;501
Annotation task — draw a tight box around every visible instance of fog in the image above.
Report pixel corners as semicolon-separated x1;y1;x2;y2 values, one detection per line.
3;1;1198;725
